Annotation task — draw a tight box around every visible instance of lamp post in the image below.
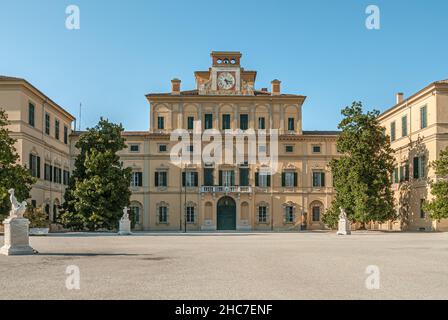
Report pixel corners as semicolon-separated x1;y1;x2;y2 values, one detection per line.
184;162;187;233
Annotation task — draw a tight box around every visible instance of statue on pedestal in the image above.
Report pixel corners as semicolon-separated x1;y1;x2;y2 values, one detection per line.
337;207;351;235
8;188;27;218
1;188;35;255
118;206;132;236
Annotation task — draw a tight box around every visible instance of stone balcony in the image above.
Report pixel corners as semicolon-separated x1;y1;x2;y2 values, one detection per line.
200;186;253;195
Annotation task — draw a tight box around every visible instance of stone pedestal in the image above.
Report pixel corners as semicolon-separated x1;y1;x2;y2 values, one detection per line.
0;217;35;255
337;218;351;235
118;218;131;236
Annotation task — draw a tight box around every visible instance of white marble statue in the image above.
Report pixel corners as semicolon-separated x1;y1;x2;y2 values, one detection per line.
1;188;35;255
121;206;129;221
8;188;27;218
337;207;351;235
118;206;131;235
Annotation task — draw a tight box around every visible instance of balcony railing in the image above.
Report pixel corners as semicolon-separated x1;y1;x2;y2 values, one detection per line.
200;186;253;194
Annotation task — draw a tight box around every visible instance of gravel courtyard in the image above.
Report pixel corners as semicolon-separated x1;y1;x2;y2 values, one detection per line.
1;231;447;300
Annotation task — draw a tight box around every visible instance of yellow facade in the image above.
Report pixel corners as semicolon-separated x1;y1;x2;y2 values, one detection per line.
2;52;448;232
378;80;448;231
0;76;75;224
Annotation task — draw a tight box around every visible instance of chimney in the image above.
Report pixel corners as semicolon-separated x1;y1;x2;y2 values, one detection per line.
171;78;181;95
396;92;404;104
271;79;281;95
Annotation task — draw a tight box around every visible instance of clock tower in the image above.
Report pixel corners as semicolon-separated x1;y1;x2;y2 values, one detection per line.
195;51;257;95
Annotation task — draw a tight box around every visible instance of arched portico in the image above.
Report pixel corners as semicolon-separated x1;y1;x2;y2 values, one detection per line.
217;196;236;230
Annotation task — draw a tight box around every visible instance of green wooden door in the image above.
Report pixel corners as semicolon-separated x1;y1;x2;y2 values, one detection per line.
217;197;236;230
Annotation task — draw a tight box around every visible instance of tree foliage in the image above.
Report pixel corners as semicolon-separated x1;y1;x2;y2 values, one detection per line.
0;109;36;219
59;118;131;231
423;147;448;220
323;102;396;228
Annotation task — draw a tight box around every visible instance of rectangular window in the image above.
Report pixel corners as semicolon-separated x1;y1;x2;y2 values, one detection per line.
390;121;396;142
258;117;266;130
220;170;235;186
420;199;426;219
393;167;399;184
413;156;426;179
130;144;140;152
256;172;271;188
186;206;195;223
158;206;168;223
240;114;248;130
155;171;167;187
131;172;143;187
63;170;70;186
183;171;198;187
55;119;60;140
285;145;294;153
420;105;427;129
401;115;408;137
312;145;321;153
399;164;409;182
64;126;68;144
158;144;167;152
288;118;295;131
28;102;35;127
313;171;326;187
312;206;321;222
29;154;40;178
204;114;213;129
204;168;214;186
45;113;50;135
53;166;61;184
187;116;194;130
222;114;231;130
258;206;267;223
285;206;294;223
157;116;165;130
44;164;52;181
239;168;249;186
282;171;297;187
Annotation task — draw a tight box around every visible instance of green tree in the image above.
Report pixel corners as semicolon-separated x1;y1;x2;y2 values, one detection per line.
59;118;132;231
323;102;396;228
0;108;36;219
423;148;448;220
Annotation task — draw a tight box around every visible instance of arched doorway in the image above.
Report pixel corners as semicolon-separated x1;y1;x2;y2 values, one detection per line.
217;196;236;230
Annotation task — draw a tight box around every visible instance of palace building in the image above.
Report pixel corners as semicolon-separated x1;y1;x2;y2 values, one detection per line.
1;51;448;232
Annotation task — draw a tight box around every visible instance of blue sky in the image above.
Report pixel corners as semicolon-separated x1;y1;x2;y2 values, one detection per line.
0;0;447;131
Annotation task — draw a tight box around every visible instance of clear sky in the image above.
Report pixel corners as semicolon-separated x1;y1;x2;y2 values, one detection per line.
1;0;447;131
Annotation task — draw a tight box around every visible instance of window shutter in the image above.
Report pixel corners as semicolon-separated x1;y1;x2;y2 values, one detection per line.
155;172;159;187
267;174;271;187
219;170;223;186
413;157;419;179
50;166;53;182
36;156;41;178
281;173;286;187
182;172;186;187
421;156;426;178
321;172;325;187
28;154;33;174
294;172;298;187
194;172;198;187
255;172;259;187
138;172;143;186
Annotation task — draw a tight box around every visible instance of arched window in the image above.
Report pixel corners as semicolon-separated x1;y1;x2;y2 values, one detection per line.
256;201;269;224
156;201;169;224
185;201;197;224
130;201;143;224
310;201;324;223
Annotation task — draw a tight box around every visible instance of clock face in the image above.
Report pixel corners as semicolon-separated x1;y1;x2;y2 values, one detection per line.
217;72;235;90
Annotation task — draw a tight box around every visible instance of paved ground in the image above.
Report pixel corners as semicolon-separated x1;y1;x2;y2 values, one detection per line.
0;231;447;300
